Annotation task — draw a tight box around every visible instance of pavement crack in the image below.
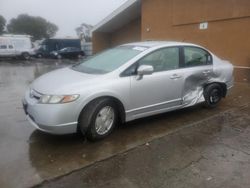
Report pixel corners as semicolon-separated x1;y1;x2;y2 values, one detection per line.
219;142;250;156
170;155;206;173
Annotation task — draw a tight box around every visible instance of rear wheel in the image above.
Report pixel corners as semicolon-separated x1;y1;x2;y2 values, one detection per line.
79;98;118;141
37;53;43;58
57;54;62;59
78;54;83;59
22;52;30;60
204;84;223;108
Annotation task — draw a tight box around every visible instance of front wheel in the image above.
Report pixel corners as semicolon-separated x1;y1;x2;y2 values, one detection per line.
79;98;118;141
204;84;223;108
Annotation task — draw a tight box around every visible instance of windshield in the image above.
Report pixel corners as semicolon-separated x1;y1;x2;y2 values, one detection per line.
71;46;143;74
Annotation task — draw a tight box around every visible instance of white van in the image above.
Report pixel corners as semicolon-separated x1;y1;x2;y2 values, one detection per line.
0;34;35;60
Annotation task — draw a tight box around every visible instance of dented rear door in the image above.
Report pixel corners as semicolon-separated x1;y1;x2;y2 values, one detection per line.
180;46;213;106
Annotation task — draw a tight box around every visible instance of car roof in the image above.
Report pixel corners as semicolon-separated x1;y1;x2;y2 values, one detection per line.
121;41;201;48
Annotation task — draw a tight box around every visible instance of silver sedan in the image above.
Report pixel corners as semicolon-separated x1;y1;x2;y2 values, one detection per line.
23;41;234;140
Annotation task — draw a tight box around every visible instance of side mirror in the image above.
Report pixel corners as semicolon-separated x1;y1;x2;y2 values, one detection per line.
137;65;154;76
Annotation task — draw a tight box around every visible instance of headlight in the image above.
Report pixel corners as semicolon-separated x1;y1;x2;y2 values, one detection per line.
39;94;79;104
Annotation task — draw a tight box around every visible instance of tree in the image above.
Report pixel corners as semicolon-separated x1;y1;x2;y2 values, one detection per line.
7;14;58;40
76;23;93;42
0;15;6;34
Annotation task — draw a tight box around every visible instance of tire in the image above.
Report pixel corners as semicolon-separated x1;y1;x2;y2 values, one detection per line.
57;54;62;59
79;98;118;141
37;54;42;58
22;52;30;60
203;83;223;108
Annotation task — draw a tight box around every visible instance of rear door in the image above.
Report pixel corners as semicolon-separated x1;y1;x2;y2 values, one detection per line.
65;48;75;57
71;47;79;57
7;44;16;56
180;46;213;104
0;44;8;56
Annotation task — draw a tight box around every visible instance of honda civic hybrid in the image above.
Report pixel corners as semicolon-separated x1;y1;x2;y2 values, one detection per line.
23;41;234;140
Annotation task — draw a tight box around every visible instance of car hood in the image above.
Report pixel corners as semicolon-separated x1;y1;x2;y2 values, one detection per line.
31;67;102;94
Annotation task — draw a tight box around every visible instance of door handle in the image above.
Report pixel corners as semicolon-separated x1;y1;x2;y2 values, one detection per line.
170;74;182;79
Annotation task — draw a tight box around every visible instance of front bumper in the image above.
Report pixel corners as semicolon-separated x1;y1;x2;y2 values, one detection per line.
22;91;79;135
25;114;77;134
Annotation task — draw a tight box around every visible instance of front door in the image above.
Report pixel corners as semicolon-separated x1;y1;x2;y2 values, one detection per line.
129;47;184;118
0;44;8;56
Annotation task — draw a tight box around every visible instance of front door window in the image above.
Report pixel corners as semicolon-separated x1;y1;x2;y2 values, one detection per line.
138;47;180;72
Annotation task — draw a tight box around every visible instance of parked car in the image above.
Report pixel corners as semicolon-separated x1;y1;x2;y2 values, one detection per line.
35;38;82;58
51;47;85;59
23;41;234;140
0;34;35;60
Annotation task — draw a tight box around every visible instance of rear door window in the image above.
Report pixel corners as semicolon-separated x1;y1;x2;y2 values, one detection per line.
183;47;212;67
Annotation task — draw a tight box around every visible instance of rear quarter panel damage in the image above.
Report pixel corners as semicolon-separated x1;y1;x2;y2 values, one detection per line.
182;55;234;107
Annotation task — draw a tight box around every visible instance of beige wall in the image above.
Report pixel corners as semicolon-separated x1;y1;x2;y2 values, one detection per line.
111;18;141;47
92;32;111;53
141;0;250;82
92;18;141;53
172;0;250;25
93;0;250;82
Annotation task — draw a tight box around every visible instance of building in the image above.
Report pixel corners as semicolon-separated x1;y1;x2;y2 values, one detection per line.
92;0;250;82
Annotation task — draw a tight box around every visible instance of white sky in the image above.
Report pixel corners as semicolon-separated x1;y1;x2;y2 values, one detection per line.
0;0;128;37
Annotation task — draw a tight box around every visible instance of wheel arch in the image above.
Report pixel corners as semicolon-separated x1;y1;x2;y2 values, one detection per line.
21;51;30;55
77;95;126;131
21;52;30;60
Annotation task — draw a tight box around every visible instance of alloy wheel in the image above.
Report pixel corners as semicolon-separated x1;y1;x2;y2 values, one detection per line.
95;106;115;135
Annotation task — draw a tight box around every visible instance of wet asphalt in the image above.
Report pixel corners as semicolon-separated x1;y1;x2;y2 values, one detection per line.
0;59;249;188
